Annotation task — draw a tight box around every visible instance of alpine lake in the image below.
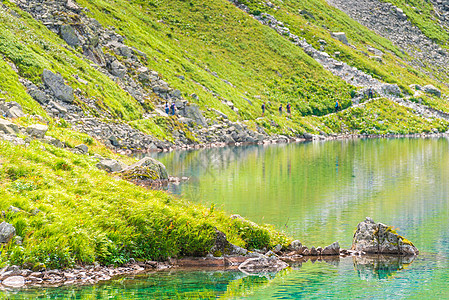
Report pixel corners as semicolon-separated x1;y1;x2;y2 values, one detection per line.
4;137;449;299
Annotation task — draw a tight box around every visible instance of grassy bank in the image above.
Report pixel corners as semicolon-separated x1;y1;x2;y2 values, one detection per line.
0;140;290;270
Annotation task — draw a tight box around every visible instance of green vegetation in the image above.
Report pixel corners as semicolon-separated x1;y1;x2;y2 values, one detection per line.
0;140;289;269
309;98;449;135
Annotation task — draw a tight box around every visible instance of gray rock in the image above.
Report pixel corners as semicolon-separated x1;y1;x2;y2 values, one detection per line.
331;32;349;45
352;217;419;255
28;88;49;104
287;240;302;252
303;133;315;140
0;119;19;135
309;246;318;256
96;159;123;173
49;101;68;114
380;84;402;97
322;242;340;255
209;229;248;256
170;89;182;99
42;69;74;103
122;157;169;181
0;222;16;244
423;84;441;97
212;109;228;119
179;104;207;127
108;60;127;78
60;25;80;47
2;276;25;287
238;255;289;274
75;144;89;154
26;124;48;139
7;106;25;118
272;244;282;253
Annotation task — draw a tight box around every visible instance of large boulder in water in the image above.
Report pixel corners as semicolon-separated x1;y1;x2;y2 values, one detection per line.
352;217;419;255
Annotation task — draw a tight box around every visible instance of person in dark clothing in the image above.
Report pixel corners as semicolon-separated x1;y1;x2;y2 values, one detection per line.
279;104;283;116
164;102;170;115
335;100;340;113
286;103;291;117
170;102;176;115
368;87;374;99
261;102;266;116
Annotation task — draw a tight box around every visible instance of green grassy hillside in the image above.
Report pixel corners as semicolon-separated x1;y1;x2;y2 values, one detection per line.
0;0;448;270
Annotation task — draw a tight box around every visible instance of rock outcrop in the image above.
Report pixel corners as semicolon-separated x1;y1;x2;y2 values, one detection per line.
327;0;449;81
121;157;169;181
42;69;74;103
352;217;419;255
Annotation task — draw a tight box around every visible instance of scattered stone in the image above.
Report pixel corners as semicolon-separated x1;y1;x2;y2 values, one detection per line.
60;25;80;47
322;242;340;255
287;240;302;252
26;124;48;139
0;222;16;244
96;159;123;173
209;229;248;257
272;244;282;253
0;119;19;135
75;144;89;154
331;32;349;45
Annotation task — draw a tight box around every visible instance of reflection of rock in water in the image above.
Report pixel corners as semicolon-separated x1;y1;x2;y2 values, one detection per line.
353;255;415;281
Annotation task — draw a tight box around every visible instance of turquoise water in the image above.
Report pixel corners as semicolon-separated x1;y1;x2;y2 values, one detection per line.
6;138;449;299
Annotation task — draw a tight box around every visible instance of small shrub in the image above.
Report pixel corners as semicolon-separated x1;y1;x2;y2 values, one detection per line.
53;160;72;171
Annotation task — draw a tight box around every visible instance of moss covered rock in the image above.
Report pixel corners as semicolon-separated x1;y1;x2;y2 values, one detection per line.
352;217;419;256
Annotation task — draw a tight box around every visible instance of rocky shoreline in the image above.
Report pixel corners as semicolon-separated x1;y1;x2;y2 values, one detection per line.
0;217;419;289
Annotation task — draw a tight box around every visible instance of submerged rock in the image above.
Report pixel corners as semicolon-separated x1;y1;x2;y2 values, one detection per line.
238;254;288;274
353;255;416;281
351;217;419;255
